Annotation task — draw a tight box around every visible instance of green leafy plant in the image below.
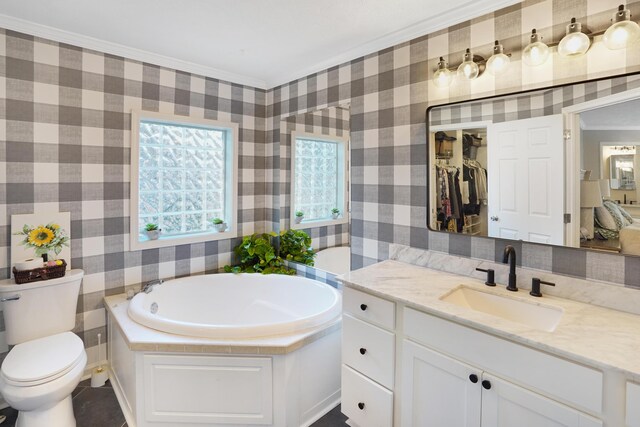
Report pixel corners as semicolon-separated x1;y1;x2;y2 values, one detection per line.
295;210;304;218
224;233;295;275
211;218;224;225
280;229;315;266
331;208;340;215
145;223;159;231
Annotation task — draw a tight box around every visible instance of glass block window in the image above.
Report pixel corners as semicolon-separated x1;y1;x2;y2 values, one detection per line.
131;112;238;248
292;133;347;223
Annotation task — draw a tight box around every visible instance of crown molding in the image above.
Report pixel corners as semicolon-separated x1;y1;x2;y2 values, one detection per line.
0;14;268;90
0;0;520;91
265;0;522;88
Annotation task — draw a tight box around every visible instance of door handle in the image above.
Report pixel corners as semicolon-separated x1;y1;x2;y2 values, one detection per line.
490;216;499;222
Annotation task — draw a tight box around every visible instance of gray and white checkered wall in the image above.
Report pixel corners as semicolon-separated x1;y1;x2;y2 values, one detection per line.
267;0;640;289
3;0;640;370
0;30;268;365
278;106;350;251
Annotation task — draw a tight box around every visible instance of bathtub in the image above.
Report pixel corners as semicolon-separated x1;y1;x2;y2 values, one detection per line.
314;246;351;275
107;273;342;427
128;273;342;339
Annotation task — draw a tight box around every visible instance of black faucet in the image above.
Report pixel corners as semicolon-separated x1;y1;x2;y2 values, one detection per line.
502;245;518;292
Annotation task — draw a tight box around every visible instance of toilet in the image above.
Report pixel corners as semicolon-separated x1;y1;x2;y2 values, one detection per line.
0;270;86;427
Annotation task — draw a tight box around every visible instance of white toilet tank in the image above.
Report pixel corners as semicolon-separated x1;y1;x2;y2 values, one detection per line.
0;270;84;345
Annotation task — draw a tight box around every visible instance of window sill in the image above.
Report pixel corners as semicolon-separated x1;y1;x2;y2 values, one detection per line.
290;217;349;230
130;228;238;251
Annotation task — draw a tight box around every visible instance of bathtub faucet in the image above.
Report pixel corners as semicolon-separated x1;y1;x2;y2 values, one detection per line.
142;279;164;294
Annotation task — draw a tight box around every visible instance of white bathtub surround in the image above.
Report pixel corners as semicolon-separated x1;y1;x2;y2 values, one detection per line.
314;246;351;276
338;261;640;426
105;274;342;427
388;243;640;316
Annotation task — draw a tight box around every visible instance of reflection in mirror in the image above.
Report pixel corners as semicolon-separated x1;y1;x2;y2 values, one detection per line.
428;79;640;256
279;106;351;275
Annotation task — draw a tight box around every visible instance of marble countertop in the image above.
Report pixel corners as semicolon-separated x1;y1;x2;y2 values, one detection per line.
339;260;640;380
104;294;340;355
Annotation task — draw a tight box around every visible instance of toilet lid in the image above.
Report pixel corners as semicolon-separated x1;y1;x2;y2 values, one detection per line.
2;332;85;385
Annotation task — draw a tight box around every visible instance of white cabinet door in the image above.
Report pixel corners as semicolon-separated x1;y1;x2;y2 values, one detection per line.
627;382;640;427
401;340;482;427
487;114;564;245
481;374;602;427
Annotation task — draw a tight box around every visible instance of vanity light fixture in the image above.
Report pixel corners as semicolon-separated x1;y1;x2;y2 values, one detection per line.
522;29;550;66
457;48;480;80
558;17;591;57
603;4;640;50
486;40;511;75
433;57;454;87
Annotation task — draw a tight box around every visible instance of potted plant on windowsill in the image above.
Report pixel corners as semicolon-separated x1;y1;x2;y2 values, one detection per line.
211;217;227;232
145;223;161;240
331;208;340;220
295;211;304;224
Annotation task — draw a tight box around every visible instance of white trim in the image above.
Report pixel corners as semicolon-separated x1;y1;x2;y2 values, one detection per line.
563;87;640;247
268;0;521;88
0;0;520;90
0;13;267;89
579;125;640;131
129;110;239;251
290;131;349;229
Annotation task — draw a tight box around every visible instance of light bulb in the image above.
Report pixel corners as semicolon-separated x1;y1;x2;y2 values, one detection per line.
558;18;591;57
522;29;550;66
486;40;511;75
603;5;640;50
433;57;454;88
457;48;480;80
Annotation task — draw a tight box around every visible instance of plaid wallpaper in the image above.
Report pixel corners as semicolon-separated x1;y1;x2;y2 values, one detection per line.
3;0;640;370
279;106;350;251
0;30;268;366
267;0;640;290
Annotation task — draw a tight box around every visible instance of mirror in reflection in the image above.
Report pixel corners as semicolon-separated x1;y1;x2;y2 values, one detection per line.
428;80;640;256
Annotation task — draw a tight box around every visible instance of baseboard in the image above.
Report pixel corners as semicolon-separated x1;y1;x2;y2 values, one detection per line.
300;389;341;427
109;367;136;427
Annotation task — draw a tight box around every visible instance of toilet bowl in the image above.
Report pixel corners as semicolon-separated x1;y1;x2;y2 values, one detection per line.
0;270;86;427
0;332;87;427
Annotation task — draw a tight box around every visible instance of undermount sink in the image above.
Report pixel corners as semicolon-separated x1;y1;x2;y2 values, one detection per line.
440;286;564;332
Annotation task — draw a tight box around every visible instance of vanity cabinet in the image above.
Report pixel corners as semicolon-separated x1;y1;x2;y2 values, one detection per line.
627;382;640;427
341;288;396;426
401;340;602;427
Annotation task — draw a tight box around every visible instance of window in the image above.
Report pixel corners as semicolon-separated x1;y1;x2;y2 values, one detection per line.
291;131;348;227
130;111;238;249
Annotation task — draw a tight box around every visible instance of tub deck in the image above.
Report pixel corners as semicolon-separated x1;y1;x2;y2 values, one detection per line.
105;293;341;355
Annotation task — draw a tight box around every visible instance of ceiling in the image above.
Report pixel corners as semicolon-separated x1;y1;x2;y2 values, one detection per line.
0;0;519;89
581;98;640;130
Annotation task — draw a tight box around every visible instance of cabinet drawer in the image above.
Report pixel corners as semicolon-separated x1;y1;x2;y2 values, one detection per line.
342;314;395;389
342;364;393;427
343;287;395;330
627;382;640;427
404;307;603;414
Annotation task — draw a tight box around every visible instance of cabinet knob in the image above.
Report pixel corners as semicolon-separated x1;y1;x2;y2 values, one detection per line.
358;402;365;410
469;374;478;383
360;304;368;311
482;380;492;390
359;348;367;355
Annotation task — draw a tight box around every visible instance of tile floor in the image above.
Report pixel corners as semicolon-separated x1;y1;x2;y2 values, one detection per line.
0;379;348;427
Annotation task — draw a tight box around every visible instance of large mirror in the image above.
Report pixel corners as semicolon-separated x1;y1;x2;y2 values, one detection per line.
427;77;640;256
279;105;351;276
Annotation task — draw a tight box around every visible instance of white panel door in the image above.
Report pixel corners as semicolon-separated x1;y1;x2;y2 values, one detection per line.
481;374;602;427
488;115;564;245
401;340;482;427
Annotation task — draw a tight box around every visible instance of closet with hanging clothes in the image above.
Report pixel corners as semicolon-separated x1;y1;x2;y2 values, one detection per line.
429;126;488;236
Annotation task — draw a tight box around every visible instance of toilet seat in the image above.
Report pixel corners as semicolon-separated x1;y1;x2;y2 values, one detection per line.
1;332;85;387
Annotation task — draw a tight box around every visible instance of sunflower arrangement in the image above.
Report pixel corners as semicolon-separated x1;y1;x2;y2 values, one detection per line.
14;223;70;259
